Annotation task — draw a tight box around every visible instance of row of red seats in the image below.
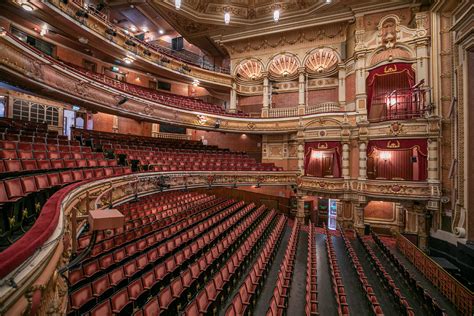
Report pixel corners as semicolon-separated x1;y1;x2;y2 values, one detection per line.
0;134;76;144
0;117;50;131
76;194;217;250
324;223;349;315
0;158;117;175
0;140;92;152
0;167;131;205
266;221;301;316
116;193;209;219
306;222;319;315
225;214;287;316
69;198;246;314
83;198;234;260
357;232;415;316
163;205;271;315
68;65;249;118
84;202;260;315
0;166;131;244
371;233;447;316
71;198;235;282
337;226;382;315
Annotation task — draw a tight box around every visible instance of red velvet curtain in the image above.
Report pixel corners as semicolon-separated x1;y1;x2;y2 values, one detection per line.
367;139;427;180
367;63;415;120
304;141;342;177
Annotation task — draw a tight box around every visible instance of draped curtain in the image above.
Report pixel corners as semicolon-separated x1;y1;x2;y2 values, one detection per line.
367;63;415;120
304;141;342;177
367;139;427;181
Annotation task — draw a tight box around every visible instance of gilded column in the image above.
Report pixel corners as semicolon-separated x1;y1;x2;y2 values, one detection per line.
427;138;439;183
358;141;367;180
338;66;346;107
112;115;119;133
261;74;269;117
229;82;237;113
342;142;350;179
298;68;306;115
151;123;159;137
354;203;365;232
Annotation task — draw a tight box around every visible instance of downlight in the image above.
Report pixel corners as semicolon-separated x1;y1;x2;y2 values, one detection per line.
21;2;34;11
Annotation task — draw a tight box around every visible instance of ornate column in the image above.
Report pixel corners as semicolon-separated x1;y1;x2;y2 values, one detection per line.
112;115;119;133
297;128;305;175
354;54;367;117
338;66;346;107
358;141;368;180
415;12;430;86
261;74;269;117
229;82;237;113
415;204;429;251
354;15;368;118
342;142;350;179
296;194;312;224
427;138;440;184
298;68;306;115
353;203;366;233
151;123;159;137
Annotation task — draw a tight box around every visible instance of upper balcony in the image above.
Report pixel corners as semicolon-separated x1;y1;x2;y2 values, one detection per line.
368;85;433;123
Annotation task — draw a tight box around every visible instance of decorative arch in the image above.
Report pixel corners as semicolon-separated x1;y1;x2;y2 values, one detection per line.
304;47;340;76
304;117;344;130
267;52;301;80
234;58;264;82
368;43;414;67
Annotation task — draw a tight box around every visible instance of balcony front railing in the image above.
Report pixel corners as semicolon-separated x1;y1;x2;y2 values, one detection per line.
69;0;230;74
369;86;432;122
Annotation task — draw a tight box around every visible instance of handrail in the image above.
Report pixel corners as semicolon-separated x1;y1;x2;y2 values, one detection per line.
396;233;474;316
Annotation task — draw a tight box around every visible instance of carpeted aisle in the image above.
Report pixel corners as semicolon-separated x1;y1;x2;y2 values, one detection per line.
251;225;292;316
286;230;308;316
332;235;372;315
315;233;338;316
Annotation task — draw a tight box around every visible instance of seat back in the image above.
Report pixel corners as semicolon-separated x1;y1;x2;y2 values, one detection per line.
5;178;24;199
4;159;22;172
34;174;50;190
21;176;38;194
48;173;61;186
60;171;74;184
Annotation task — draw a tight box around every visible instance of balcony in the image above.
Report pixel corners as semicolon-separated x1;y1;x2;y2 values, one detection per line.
368;86;433;123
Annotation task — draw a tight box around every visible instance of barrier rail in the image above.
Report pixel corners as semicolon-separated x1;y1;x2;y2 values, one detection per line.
396;233;474;315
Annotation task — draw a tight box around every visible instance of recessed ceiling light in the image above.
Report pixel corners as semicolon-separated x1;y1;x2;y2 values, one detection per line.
224;11;230;24
159;29;165;35
130;25;137;32
142;27;148;32
273;9;280;22
123;57;133;64
21;3;34;11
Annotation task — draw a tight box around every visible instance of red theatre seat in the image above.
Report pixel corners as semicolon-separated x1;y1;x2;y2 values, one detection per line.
34;174;50;190
4;159;22;172
21;159;38;171
21;176;38;194
4;178;26;201
47;173;62;187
